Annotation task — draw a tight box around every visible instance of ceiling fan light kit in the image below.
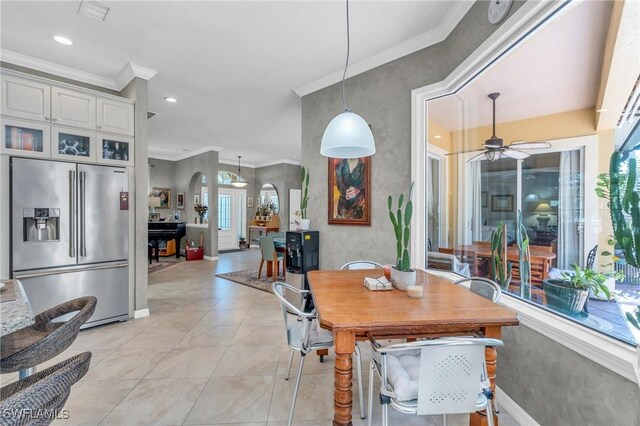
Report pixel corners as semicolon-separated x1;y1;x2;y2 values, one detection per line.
320;0;375;159
446;92;551;162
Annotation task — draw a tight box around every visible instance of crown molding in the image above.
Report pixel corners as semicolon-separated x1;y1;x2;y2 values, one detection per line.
0;49;157;91
293;1;473;97
1;49;119;90
255;158;302;168
116;63;158;89
148;145;222;162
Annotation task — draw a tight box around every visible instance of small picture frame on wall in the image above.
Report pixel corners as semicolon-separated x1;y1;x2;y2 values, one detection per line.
491;194;514;212
151;187;171;209
481;191;488;208
194;194;201;205
176;192;185;209
247;196;254;208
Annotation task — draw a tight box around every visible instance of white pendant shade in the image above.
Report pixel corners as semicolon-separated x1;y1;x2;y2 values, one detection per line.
230;180;248;188
320;111;375;158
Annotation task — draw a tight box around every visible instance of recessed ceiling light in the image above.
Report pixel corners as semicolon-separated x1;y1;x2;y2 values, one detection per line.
164;97;178;103
434;135;442;139
53;36;73;46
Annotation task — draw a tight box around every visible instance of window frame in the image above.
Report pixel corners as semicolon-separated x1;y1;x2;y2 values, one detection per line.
411;0;640;384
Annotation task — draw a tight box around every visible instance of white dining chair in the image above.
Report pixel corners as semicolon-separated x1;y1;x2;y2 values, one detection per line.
340;260;384;270
454;277;502;303
272;282;366;425
367;336;503;426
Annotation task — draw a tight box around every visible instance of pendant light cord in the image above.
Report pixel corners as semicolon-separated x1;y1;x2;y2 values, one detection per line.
341;0;350;111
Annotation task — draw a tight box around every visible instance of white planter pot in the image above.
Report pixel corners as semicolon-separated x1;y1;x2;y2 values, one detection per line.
390;267;416;291
299;219;311;230
589;277;616;300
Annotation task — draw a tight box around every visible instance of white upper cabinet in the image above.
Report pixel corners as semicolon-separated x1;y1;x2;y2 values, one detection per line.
51;87;96;130
97;97;134;136
1;75;51;123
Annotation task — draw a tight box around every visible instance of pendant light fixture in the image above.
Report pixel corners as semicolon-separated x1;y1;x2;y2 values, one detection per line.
320;0;375;158
231;156;248;188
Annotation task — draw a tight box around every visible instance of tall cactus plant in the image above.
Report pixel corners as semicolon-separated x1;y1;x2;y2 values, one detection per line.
300;166;309;219
388;183;414;272
608;152;639;268
515;210;531;299
490;222;512;290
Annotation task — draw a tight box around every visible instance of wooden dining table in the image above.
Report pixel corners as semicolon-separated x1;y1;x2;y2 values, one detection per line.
454;243;557;280
308;268;519;426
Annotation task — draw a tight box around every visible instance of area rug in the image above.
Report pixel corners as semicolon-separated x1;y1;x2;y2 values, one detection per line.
148;259;183;274
216;269;284;293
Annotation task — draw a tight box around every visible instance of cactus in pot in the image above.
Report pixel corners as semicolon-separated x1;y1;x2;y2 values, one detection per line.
297;166;311;229
388;182;415;290
515;210;532;299
490;221;512;290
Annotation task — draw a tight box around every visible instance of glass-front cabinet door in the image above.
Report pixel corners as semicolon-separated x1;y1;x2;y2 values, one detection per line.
51;127;96;162
96;134;134;166
0;118;51;158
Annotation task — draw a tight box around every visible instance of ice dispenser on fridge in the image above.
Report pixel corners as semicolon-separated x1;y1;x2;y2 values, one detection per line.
22;208;60;242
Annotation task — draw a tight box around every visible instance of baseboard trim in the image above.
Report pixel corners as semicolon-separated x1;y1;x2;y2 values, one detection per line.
496;386;539;426
133;308;149;319
204;255;218;261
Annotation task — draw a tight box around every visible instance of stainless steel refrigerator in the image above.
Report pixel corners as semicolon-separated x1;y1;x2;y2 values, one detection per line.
11;157;129;327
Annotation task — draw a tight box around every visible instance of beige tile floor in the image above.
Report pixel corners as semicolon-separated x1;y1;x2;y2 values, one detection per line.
1;251;520;426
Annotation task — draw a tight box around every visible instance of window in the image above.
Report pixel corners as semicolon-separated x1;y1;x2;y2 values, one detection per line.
218;194;230;230
422;0;639;347
218;171;240;185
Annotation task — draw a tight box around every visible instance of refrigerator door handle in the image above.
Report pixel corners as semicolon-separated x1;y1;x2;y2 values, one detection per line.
69;170;76;258
80;171;86;257
14;262;128;279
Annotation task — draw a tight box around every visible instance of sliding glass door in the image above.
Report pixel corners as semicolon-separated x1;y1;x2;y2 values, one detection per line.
476;149;584;268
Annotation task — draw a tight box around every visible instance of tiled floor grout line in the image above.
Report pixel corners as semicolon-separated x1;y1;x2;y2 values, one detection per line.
95;378;143;425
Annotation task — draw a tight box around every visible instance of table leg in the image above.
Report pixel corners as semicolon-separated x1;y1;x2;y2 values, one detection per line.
266;261;273;277
333;330;355;426
470;326;501;426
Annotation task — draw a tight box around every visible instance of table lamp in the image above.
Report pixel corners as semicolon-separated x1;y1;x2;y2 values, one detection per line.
533;202;554;231
148;196;161;213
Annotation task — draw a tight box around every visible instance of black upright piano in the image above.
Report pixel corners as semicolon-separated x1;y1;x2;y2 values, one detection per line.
148;221;186;263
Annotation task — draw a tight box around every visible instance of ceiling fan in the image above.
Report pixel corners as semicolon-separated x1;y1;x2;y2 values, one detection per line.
446;93;551;162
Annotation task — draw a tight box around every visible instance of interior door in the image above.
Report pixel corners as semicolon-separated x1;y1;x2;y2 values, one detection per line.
218;188;246;251
78;164;128;264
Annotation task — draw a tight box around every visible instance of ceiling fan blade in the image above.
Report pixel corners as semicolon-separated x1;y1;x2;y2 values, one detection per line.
466;151;488;163
445;148;484;156
503;148;531;160
509;141;551;150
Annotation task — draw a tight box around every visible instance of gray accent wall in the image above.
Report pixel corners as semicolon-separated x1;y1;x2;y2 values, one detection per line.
499;325;640;425
173;151;219;257
300;1;525;269
255;163;302;230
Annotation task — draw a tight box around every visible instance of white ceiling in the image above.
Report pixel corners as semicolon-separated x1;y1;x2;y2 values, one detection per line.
0;0;470;165
428;0;611;134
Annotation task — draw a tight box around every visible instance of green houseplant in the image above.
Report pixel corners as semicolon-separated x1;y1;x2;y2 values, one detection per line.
542;264;618;317
515;210;532;299
298;166;310;229
388;182;415;290
490;221;512;290
596;152;640;268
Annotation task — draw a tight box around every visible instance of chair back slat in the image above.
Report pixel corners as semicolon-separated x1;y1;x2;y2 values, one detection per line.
259;236;276;259
340;260;384;270
417;344;486;415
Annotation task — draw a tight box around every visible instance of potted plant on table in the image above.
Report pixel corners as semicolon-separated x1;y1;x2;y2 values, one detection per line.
542;264;620;317
388;183;415;290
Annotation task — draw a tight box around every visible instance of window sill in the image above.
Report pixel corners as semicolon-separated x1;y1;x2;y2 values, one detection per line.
500;293;640;385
